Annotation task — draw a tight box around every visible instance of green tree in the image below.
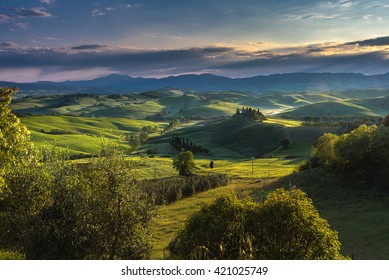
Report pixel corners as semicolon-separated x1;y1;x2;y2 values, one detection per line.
382;114;389;127
280;138;292;149
334;124;375;171
0;143;155;259
128;134;140;152
172;193;258;259
172;189;346;260
139;131;149;143
0;87;31;167
253;189;345;260
173;150;196;176
311;133;339;167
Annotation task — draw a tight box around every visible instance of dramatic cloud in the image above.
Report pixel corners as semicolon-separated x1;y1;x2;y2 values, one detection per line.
14;8;52;18
2;38;389;82
1;1;389;81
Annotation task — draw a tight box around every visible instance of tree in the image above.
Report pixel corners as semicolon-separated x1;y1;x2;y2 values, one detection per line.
280;138;292;149
382;114;389;127
311;133;339;167
173;151;196;176
253;189;345;260
172;193;258;259
334;124;375;171
0;87;31;167
171;189;346;260
0;142;155;259
128;135;140;152
139;131;149;143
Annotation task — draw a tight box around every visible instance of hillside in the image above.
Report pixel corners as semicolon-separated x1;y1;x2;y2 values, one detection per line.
280;100;378;118
20;116;166;155
210;116;289;156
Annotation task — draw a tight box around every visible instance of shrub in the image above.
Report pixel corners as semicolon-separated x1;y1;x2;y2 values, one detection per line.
171;189;347;260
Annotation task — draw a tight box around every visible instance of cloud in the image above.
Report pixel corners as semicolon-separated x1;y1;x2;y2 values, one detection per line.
0;14;10;22
2;37;389;82
14;8;52;18
40;0;55;4
15;22;29;30
346;36;389;46
71;44;107;50
0;42;20;48
92;9;106;17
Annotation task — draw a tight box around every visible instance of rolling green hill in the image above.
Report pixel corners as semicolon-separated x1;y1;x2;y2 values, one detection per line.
211;116;289;156
21;116;166;155
280;100;377;118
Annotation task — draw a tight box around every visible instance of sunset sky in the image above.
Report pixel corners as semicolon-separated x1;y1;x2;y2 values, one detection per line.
1;0;389;82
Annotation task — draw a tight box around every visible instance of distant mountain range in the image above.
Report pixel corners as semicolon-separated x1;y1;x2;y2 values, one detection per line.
3;72;389;93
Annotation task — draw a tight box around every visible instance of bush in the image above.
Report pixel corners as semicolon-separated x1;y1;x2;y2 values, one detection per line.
0;144;156;260
171;189;347;260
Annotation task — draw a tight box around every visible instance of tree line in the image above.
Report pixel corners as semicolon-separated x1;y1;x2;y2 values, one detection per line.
300;116;389;187
170;136;209;154
234;107;266;121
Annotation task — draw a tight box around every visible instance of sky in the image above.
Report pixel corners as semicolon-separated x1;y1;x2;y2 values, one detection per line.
1;0;389;82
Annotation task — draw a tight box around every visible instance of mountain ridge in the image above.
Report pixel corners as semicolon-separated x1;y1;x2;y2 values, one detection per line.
3;72;389;93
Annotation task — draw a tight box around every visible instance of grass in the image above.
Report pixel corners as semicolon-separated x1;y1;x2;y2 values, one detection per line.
21;116;167;155
270;170;389;260
281;100;378;118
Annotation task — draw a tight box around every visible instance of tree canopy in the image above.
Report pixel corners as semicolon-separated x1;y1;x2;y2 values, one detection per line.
0;88;155;259
0;87;31;167
171;189;346;260
173;150;196;176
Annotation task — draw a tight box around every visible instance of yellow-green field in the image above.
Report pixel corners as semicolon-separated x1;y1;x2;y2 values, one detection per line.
21;116;167;155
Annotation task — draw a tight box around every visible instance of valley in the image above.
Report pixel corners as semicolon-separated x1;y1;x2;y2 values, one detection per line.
3;84;389;260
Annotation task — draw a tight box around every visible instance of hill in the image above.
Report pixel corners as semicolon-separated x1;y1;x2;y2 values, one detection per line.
5;72;389;93
280;100;378;118
20;116;166;155
210;116;289;156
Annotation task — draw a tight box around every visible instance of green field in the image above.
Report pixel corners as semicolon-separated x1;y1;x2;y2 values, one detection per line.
21;115;167;155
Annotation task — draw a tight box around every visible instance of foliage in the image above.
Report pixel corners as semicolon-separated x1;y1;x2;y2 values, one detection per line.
280;138;292;149
0;250;25;260
234;107;266;121
173;150;196;176
382;114;389;127
170;136;209;154
171;189;346;260
128;134;141;152
172;193;258;260
142;125;159;134
0;87;32;167
311;133;339;167
253;189;345;260
163;118;181;133
139;131;150;143
334;124;376;171
1;139;155;259
139;174;229;205
310;123;389;185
